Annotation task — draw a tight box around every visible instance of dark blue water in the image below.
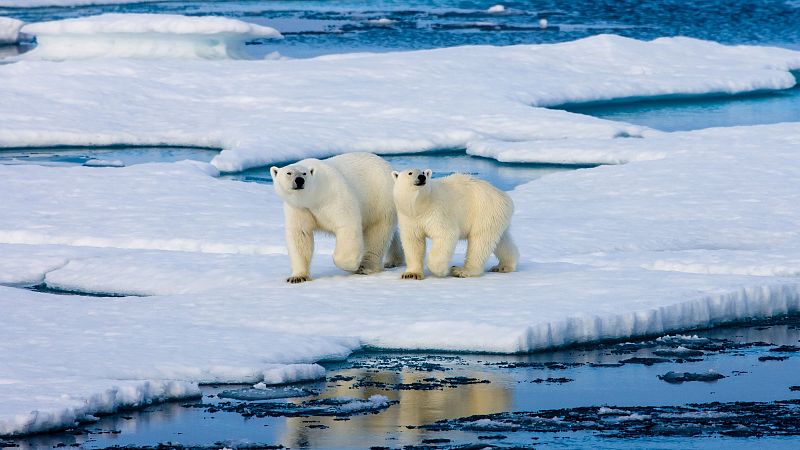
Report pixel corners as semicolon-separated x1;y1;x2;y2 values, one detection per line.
2;0;800;58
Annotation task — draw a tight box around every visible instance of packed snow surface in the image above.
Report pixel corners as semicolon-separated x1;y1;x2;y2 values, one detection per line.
0;16;22;44
4;123;800;434
1;35;799;169
21;14;281;60
3;37;800;436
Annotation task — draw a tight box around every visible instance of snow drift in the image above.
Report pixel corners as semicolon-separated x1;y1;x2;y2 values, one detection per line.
21;13;282;60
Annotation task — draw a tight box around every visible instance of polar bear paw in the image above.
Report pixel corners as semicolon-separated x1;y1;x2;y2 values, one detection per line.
450;266;481;278
287;275;311;284
355;264;381;275
401;271;424;280
490;264;515;273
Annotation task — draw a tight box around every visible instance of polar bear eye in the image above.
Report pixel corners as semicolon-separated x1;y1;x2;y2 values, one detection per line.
303;172;307;175
286;172;292;176
408;172;412;175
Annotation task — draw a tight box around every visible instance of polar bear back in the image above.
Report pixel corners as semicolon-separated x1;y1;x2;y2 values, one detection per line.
318;152;395;227
433;174;512;234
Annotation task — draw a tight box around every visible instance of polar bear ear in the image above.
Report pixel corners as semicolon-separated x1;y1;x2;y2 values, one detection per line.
424;169;432;178
392;171;399;179
270;166;279;178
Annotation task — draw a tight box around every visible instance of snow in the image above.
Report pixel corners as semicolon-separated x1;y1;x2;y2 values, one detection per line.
20;14;282;60
0;16;23;44
2;36;800;436
0;35;798;171
487;4;505;13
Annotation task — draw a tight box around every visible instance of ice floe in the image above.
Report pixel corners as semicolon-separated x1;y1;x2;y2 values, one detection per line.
0;0;171;5
21;13;282;60
3;36;800;437
1;35;799;170
0;16;22;44
0;285;358;435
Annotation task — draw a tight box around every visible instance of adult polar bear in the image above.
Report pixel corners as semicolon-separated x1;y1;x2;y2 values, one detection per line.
271;153;403;283
392;169;518;279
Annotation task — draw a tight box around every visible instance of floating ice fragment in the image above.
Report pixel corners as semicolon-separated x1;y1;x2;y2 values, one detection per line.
368;18;396;26
658;371;726;383
21;13;282;60
0;17;23;44
83;159;125;168
487;4;506;13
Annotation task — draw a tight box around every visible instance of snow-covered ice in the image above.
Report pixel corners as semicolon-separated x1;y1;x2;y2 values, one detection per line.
21;14;282;60
1;35;799;171
0;0;172;5
2;36;800;436
0;16;23;44
487;4;505;13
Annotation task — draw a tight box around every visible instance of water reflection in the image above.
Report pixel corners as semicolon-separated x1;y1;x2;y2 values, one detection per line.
279;367;512;448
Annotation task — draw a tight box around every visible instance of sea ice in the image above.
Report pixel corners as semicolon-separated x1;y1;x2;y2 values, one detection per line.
2;36;800;437
21;13;282;60
0;16;22;44
0;35;798;170
0;0;173;5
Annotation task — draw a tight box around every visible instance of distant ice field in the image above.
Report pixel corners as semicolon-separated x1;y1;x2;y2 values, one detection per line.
2;0;800;58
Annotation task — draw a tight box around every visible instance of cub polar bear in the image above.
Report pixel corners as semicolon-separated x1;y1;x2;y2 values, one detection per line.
271;153;403;283
392;169;518;279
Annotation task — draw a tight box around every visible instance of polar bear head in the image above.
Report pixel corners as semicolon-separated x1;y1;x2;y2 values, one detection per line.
271;163;318;207
392;168;433;193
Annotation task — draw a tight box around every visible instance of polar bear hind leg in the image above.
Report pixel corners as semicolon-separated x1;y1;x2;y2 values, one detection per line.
490;229;518;273
429;232;459;277
384;231;405;268
451;227;504;278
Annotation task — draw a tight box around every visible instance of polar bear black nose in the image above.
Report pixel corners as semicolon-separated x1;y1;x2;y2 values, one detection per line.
294;177;305;189
417;174;426;182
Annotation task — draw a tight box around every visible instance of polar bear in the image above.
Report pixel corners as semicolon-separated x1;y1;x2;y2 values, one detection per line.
392;169;518;279
271;153;403;283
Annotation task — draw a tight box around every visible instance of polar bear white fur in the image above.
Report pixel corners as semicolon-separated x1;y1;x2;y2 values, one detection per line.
392;169;518;279
271;153;403;283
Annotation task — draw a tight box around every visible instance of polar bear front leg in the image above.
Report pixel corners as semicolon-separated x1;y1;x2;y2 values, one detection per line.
428;232;459;278
284;207;315;284
398;217;425;280
332;223;364;273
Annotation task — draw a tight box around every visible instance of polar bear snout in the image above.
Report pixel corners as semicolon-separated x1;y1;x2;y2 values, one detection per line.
414;173;427;186
292;176;305;190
